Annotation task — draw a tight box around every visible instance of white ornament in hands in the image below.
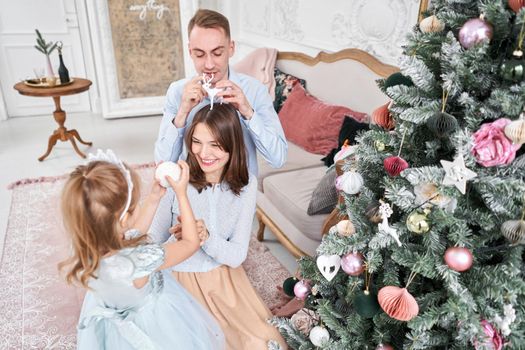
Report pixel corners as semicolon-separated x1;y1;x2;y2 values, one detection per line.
202;73;222;110
337;171;364;195
316;255;341;282
155;162;181;188
309;326;330;347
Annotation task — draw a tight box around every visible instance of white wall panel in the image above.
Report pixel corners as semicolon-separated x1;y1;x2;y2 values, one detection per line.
223;0;421;66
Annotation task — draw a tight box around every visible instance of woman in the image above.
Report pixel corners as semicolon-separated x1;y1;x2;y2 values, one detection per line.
150;103;286;349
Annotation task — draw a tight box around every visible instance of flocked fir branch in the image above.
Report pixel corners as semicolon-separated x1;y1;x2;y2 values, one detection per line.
274;0;525;348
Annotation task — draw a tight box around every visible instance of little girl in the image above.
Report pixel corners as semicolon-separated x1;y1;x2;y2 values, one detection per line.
60;150;224;350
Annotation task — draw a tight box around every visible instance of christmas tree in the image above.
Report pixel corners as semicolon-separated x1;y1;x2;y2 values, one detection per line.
272;0;525;349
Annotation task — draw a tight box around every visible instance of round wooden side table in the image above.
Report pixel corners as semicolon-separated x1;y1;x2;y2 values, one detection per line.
13;78;93;161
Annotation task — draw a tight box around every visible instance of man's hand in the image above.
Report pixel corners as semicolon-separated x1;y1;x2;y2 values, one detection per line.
215;80;254;119
169;216;209;246
173;76;205;127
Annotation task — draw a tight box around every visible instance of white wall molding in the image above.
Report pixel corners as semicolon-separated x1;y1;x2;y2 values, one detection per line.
224;0;420;67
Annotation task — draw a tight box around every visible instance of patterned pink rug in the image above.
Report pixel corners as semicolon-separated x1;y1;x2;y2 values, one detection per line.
0;164;290;349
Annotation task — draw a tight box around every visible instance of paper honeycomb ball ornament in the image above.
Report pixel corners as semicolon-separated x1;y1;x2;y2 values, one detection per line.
384;156;409;176
444;247;473;272
504;118;525;144
294;280;311;300
509;0;525;12
336;219;355;236
459;17;493;49
341;252;365;276
283;277;299;297
426;112;458;137
384;72;414;89
378;286;419;321
406;211;430;234
155;161;181;187
353;290;381;318
372;102;395;130
337;171;364;195
309;326;330;347
366;201;383;224
500;219;525;244
420;15;445;33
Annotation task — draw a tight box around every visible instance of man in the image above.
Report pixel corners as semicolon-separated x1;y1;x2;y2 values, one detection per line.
155;9;287;175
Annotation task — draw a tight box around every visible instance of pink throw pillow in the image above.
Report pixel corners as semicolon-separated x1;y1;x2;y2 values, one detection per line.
278;84;367;155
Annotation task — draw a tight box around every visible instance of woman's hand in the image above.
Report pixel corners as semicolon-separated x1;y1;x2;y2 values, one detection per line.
170;217;209;246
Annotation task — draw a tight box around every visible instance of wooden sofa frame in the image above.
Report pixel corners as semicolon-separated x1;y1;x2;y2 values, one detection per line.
256;48;398;258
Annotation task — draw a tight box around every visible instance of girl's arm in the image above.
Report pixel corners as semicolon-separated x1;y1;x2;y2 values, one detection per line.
134;180;167;235
156;161;200;270
147;189;175;243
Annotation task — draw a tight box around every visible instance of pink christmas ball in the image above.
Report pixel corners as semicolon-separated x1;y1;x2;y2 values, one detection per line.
459;18;493;49
444;247;473;272
293;280;311;300
376;344;395;350
341;252;365;276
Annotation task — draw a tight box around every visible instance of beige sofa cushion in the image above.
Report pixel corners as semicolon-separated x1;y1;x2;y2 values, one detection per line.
257;141;324;191
261;166;328;242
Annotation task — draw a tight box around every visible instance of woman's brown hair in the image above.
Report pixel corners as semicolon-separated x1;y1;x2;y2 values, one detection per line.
59;161;145;287
185;103;249;195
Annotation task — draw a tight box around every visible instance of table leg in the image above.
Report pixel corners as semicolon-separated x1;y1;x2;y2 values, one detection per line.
38;132;60;162
67;134;87;158
69;129;92;146
38;96;92;161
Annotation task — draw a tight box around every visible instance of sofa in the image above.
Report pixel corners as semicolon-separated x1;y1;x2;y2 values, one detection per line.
247;48;399;257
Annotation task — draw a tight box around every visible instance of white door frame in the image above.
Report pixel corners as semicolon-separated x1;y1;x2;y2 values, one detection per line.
75;0;101;114
0;90;7;121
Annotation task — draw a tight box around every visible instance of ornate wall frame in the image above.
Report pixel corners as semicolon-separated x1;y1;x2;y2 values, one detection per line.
86;0;198;119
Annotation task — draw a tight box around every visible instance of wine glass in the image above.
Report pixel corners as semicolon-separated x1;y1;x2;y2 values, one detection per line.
32;67;45;84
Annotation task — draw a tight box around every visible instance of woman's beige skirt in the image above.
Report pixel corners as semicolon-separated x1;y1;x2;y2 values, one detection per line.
173;265;287;350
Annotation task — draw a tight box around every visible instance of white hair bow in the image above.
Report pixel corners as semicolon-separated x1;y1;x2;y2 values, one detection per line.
87;149;133;221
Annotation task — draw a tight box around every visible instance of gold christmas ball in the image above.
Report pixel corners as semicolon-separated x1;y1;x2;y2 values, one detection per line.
406;211;430;234
375;140;386;151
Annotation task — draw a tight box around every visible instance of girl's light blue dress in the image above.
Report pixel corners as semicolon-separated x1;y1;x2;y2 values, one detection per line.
76;242;225;350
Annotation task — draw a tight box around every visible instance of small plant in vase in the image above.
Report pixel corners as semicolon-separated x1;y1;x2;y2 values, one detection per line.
34;29;58;85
